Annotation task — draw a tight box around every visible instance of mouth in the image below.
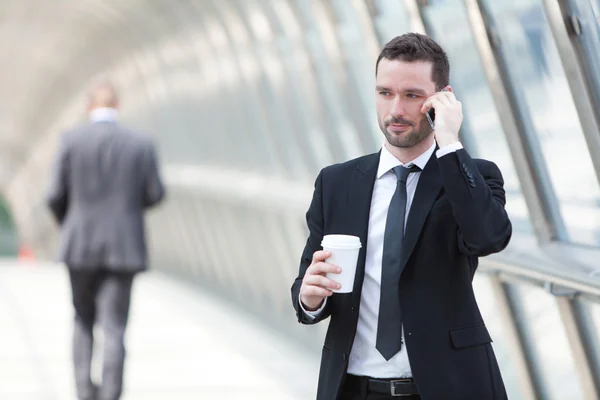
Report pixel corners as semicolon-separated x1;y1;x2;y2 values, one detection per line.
387;123;411;132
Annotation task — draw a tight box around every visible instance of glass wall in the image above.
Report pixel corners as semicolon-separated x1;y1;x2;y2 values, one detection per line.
473;275;523;398
0;198;17;256
483;0;600;246
368;0;412;44
508;282;583;399
576;298;600;389
565;0;600;113
420;0;534;234
30;1;600;398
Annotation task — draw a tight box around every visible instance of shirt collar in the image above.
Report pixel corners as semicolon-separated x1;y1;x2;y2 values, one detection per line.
376;140;436;179
89;107;119;123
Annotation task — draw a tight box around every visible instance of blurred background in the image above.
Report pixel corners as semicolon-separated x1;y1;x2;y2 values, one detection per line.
1;0;600;399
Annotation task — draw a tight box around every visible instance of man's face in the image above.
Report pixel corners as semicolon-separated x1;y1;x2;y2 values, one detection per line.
375;59;436;149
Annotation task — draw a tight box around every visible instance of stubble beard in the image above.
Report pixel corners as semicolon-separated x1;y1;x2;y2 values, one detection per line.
379;115;433;149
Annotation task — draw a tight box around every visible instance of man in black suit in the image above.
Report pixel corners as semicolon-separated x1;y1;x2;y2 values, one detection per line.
291;33;511;400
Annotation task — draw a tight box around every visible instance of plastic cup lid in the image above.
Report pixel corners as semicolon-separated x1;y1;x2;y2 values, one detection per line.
321;234;362;249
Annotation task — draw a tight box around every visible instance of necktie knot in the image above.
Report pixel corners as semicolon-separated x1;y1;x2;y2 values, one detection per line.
392;165;421;184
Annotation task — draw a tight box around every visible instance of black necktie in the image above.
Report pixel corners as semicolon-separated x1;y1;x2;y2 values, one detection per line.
376;164;421;361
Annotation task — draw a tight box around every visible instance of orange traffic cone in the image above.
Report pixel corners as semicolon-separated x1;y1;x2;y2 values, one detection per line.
18;244;35;263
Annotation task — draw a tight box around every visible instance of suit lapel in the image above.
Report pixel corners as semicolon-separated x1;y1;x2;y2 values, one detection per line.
399;152;443;275
348;152;380;298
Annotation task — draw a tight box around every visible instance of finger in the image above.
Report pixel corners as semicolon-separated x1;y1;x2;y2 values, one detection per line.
436;93;453;107
442;90;458;104
312;250;331;264
301;285;334;298
309;261;342;275
421;95;444;113
422;91;457;112
304;274;342;290
425;98;445;113
421;99;433;114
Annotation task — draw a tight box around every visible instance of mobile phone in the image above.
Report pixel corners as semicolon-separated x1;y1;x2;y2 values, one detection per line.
426;108;435;130
425;88;448;130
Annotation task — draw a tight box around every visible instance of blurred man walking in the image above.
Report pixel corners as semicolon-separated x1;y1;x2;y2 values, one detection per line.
47;81;165;400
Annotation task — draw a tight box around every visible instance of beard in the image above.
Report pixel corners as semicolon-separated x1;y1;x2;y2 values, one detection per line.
379;114;432;149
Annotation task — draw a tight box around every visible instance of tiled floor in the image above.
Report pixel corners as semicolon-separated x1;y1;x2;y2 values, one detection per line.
0;261;318;399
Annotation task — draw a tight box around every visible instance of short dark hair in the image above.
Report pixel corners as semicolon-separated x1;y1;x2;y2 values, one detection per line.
375;33;450;91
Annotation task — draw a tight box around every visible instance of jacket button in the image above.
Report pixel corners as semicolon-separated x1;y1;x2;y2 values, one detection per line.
342;353;347;361
470;182;476;188
462;163;468;171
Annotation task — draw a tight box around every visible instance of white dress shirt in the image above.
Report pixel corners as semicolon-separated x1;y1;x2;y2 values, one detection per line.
301;140;463;378
89;107;119;123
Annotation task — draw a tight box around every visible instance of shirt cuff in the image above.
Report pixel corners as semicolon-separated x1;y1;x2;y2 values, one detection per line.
299;296;327;320
436;142;463;158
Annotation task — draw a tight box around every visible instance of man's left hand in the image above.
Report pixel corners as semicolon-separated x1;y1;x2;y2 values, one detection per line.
421;88;463;148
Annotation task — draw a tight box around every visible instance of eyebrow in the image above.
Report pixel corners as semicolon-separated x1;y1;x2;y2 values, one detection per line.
404;87;427;95
375;86;428;95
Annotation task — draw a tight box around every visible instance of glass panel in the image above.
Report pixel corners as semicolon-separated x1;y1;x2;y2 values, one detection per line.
575;298;600;389
330;0;381;152
236;0;316;180
472;274;523;399
508;281;583;399
420;1;533;234
484;0;600;246
259;0;337;172
567;0;600;111
208;1;291;176
369;0;412;44
0;198;19;257
291;0;365;161
222;1;309;179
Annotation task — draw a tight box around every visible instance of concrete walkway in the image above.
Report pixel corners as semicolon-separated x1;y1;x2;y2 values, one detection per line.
0;261;318;399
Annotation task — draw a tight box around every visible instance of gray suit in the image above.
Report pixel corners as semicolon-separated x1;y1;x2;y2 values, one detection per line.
47;118;165;400
48;119;164;271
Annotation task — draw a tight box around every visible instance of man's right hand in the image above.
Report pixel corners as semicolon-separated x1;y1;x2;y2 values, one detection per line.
300;250;342;311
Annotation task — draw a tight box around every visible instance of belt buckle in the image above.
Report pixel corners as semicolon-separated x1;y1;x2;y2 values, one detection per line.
390;379;412;397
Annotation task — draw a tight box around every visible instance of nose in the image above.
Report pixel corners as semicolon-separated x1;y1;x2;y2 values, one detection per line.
389;95;406;118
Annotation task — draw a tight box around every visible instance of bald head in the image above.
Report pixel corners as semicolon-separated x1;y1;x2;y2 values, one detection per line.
88;81;119;111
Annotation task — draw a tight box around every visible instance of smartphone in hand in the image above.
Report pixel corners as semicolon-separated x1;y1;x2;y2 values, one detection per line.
426;108;435;130
425;88;449;130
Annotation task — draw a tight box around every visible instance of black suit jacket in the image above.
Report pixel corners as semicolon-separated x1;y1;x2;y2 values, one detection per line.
291;148;512;400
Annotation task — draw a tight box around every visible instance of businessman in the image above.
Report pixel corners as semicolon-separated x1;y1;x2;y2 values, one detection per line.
47;81;165;400
291;33;512;399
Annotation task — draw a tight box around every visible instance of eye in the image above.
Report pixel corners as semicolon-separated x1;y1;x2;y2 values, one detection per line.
378;91;391;96
406;93;419;99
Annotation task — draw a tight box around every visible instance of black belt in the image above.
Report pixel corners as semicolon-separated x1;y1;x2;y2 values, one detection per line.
345;374;419;397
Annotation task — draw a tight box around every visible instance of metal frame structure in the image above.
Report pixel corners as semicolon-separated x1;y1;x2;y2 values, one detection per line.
4;1;600;398
465;0;566;243
543;0;600;187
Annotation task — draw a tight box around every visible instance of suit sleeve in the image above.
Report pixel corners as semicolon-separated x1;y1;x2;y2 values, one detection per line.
142;140;166;209
437;149;512;257
291;169;332;325
46;133;70;224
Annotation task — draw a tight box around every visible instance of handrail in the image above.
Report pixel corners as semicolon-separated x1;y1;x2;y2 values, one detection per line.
163;164;600;299
481;258;600;298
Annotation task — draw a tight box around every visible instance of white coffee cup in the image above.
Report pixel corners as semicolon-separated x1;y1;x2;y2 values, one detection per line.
321;234;362;293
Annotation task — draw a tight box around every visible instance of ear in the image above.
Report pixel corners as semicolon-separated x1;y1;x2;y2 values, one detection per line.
444;85;453;93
